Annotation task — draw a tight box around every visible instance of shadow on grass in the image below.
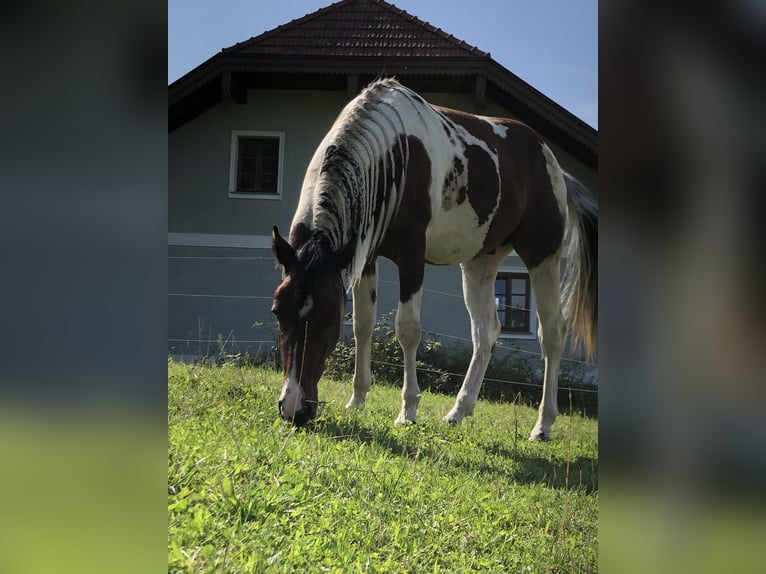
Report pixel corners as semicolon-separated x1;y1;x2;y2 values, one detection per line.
306;414;598;493
477;446;598;493
307;414;413;458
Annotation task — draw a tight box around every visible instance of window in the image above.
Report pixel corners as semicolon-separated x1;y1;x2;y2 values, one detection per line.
228;131;284;199
344;289;353;322
495;273;531;333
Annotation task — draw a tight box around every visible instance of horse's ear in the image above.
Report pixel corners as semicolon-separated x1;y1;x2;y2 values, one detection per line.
272;226;297;272
332;235;356;273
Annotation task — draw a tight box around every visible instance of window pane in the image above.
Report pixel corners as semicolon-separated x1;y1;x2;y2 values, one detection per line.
494;275;508;329
260;173;277;193
511;295;526;309
510;309;529;329
261;143;278;160
495;294;506;326
496;273;531;332
344;291;353;321
239;141;256;157
235;136;280;195
239;158;258;176
237;173;254;190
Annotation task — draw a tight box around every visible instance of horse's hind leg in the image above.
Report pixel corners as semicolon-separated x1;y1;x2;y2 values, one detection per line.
346;264;377;410
445;247;512;424
528;250;567;441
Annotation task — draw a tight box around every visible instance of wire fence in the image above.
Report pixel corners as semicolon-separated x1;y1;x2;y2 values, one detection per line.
169;256;575;336
367;358;598;394
168;250;598;391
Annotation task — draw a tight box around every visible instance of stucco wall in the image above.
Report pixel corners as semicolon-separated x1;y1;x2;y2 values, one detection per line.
169;89;349;236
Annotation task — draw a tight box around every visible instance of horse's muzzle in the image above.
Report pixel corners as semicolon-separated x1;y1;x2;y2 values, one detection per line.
278;398;315;427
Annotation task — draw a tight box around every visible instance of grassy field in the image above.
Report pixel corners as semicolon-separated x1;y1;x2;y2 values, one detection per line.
168;361;598;573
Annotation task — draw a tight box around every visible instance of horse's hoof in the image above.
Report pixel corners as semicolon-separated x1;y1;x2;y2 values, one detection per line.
345;400;365;410
528;430;551;442
443;408;466;424
394;414;416;426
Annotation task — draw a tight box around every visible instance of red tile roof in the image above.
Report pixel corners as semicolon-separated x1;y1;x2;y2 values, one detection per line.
222;0;489;58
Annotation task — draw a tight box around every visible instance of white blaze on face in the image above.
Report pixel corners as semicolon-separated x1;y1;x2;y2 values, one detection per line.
279;364;306;419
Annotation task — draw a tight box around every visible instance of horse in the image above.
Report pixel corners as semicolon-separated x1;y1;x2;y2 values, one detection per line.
271;78;597;440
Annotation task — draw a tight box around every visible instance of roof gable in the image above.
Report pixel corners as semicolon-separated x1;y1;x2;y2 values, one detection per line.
222;0;489;58
170;0;596;169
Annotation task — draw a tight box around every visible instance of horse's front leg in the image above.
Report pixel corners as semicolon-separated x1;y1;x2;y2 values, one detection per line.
394;288;423;425
346;265;377;410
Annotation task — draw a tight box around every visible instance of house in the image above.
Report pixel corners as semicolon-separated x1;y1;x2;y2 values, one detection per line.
168;0;597;376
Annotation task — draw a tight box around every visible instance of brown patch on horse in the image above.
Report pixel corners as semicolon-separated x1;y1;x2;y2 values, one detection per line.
362;262;377;304
377;135;432;302
505;141;565;269
438;109;565;267
479;121;544;257
463;144;499;225
271;274;299;381
441;156;467;211
436;108;520;238
436;106;504;146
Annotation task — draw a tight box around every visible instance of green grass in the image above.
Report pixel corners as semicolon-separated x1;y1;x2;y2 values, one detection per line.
168;360;598;573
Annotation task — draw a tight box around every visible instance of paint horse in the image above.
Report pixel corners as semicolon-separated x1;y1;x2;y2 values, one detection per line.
271;78;597;440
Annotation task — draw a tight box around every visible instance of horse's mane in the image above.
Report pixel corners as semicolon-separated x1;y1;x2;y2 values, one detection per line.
310;78;418;286
297;230;332;273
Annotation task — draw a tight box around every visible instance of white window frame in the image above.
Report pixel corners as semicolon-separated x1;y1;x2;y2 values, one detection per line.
228;130;285;200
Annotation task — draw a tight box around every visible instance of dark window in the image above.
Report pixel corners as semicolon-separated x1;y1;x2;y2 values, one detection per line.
234;136;280;195
495;273;531;333
344;290;353;322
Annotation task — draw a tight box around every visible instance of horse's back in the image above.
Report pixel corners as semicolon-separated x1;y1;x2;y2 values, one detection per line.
423;107;566;267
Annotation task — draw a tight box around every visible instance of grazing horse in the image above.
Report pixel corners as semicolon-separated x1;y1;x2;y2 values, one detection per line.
271;78;597;440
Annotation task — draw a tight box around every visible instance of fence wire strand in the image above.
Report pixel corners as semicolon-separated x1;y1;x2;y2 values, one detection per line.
367;358;598;394
167;252;598;373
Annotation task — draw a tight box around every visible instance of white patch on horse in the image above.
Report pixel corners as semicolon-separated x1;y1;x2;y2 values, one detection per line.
541;143;568;217
298;294;313;320
424;120;502;263
424;204;493;263
279;364;306;420
479;116;509;138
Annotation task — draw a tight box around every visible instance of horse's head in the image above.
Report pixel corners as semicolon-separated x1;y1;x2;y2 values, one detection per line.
271;226;355;426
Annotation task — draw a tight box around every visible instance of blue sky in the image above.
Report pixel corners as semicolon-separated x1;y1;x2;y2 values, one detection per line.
169;0;597;128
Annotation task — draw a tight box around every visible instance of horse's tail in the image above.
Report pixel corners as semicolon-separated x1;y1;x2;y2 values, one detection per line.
562;173;598;360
